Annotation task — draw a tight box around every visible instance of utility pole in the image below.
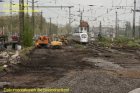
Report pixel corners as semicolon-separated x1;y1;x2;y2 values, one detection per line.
125;22;128;37
98;21;102;40
19;0;24;45
115;11;118;37
132;0;136;38
27;0;28;14
32;0;35;36
68;6;72;34
49;18;52;36
68;6;72;25
118;24;119;36
28;5;74;24
10;0;12;35
139;16;140;38
40;11;43;34
99;21;102;35
80;12;83;21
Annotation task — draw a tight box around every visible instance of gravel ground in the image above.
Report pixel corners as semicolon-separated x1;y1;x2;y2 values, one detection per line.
45;70;140;93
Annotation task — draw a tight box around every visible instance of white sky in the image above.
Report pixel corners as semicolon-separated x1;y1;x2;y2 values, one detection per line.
1;0;140;27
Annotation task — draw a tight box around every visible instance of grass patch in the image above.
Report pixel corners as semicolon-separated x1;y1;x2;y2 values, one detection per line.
97;36;140;48
97;37;112;47
127;41;140;48
19;46;34;61
73;44;85;49
0;66;4;72
98;42;112;47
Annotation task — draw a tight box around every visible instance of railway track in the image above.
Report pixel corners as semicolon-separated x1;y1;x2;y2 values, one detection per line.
88;41;140;70
0;43;139;77
116;62;140;70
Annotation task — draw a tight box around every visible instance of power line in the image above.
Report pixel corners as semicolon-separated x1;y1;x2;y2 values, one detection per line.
31;5;74;26
126;0;128;6
118;0;123;5
28;5;74;8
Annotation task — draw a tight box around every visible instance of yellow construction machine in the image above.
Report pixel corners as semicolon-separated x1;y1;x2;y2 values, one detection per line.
50;35;62;49
34;34;68;49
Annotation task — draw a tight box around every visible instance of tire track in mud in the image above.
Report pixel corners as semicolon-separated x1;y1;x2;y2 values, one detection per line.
0;45;140;90
0;48;95;88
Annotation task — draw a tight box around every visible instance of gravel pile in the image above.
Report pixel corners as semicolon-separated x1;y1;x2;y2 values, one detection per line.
45;70;140;93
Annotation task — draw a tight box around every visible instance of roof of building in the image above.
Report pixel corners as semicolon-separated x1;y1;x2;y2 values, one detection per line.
79;20;89;27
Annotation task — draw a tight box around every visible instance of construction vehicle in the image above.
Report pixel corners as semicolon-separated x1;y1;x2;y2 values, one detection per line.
50;35;62;49
35;36;49;48
35;34;64;49
59;35;68;45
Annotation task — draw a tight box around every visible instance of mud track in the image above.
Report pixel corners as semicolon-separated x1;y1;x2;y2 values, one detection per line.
0;46;140;93
0;48;95;88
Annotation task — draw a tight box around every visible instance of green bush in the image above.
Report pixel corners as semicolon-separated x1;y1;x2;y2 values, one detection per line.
127;41;140;48
98;42;111;47
0;66;4;72
134;39;140;44
97;36;140;48
97;36;112;47
23;19;33;47
114;36;131;44
98;36;112;43
20;46;34;61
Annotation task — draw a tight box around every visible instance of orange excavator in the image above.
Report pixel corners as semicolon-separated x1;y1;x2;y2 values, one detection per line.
35;36;49;48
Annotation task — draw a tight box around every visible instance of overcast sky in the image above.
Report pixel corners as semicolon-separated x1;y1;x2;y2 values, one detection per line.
1;0;140;27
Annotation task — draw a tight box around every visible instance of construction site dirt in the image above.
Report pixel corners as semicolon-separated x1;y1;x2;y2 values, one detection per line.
0;44;140;93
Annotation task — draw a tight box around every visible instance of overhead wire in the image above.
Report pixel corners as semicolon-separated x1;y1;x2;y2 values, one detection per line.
118;0;123;5
32;0;136;26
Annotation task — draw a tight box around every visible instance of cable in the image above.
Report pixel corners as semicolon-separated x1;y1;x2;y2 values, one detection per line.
118;0;123;5
126;0;128;6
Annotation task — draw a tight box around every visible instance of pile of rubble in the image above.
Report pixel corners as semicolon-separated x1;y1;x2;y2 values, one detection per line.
0;50;20;70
